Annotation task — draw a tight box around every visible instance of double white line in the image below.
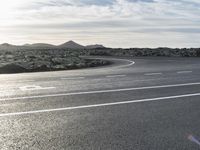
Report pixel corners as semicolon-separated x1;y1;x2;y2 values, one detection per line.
1;92;200;117
1;82;200;116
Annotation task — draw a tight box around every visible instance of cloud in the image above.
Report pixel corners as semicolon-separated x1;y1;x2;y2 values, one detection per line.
0;0;200;47
21;0;116;9
127;0;154;2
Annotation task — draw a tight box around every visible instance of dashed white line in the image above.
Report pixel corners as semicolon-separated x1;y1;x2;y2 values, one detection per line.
106;75;126;78
1;92;200;117
17;80;35;83
167;60;173;61
3;80;35;83
144;73;163;76
1;82;200;101
132;78;163;82
19;85;56;91
61;77;85;80
177;71;192;74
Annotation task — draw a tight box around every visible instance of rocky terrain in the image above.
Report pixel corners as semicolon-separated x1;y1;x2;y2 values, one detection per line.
0;40;200;74
1;41;200;57
88;47;200;57
0;48;110;74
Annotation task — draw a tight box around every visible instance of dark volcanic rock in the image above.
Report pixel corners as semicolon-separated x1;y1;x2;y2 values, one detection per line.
0;49;111;74
0;64;27;73
85;44;105;49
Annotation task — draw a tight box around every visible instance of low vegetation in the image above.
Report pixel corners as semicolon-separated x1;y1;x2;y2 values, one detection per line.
0;49;110;74
87;47;200;57
0;46;200;74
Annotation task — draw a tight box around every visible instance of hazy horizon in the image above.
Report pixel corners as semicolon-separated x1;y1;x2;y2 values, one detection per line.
1;40;200;49
1;0;200;48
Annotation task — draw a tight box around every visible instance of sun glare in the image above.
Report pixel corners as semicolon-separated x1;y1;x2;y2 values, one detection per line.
0;0;16;10
0;0;28;21
0;0;26;13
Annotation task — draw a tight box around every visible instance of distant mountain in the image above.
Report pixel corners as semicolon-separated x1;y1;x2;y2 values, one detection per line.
1;43;13;47
58;41;105;49
58;40;85;49
0;41;106;50
0;43;19;50
24;43;56;48
0;43;18;47
85;44;105;49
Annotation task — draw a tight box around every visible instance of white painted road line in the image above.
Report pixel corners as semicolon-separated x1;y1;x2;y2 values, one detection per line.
145;73;163;76
106;75;126;78
97;58;135;68
1;82;200;101
1;92;200;117
61;77;85;80
177;71;193;74
19;85;56;91
119;59;135;68
3;80;35;83
17;80;35;83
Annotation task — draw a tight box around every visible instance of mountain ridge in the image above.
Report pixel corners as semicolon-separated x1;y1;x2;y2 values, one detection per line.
0;41;106;50
58;40;85;49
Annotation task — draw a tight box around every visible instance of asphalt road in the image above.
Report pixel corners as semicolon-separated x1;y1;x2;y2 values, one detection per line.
0;56;200;149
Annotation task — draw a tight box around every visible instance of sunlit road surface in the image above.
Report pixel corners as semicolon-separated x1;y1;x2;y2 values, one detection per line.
0;56;200;149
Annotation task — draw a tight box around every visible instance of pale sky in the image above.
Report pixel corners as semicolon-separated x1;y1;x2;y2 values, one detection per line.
0;0;200;48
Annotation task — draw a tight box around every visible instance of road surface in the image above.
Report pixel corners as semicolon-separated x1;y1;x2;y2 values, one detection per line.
0;56;200;149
